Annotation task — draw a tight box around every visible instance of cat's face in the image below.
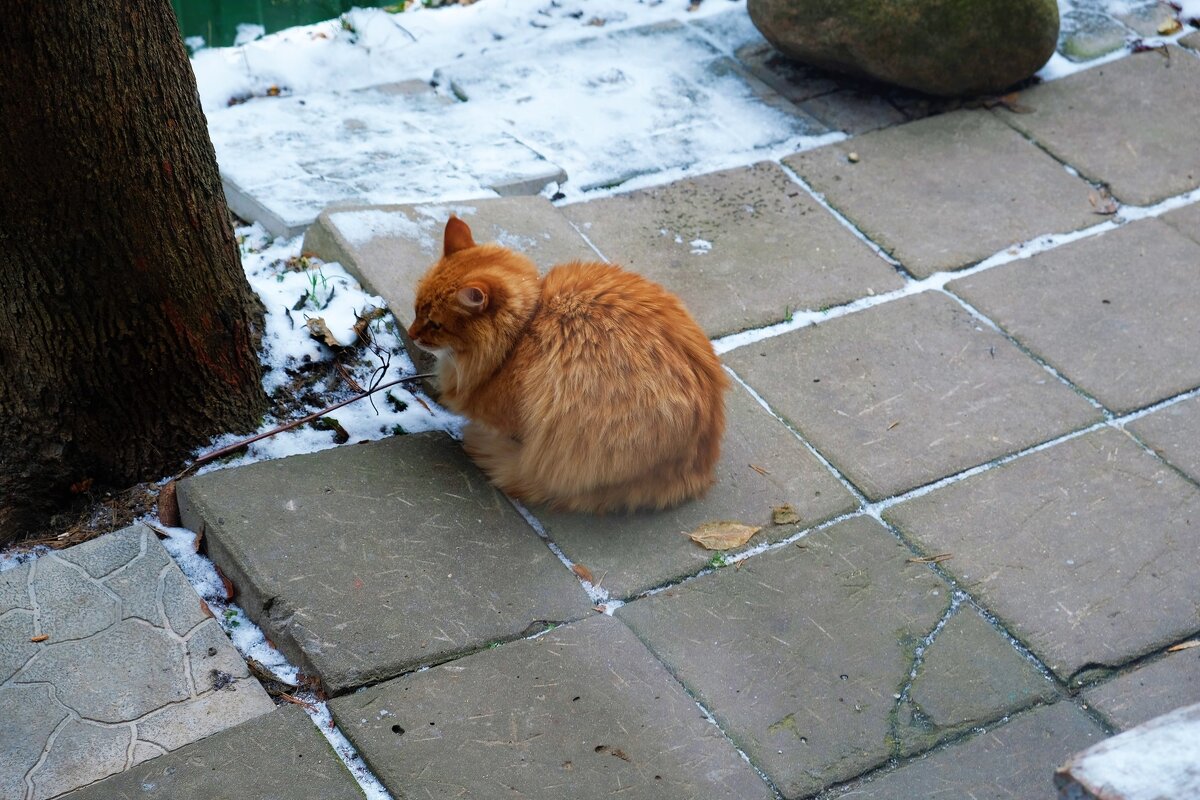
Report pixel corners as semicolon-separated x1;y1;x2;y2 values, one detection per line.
408;216;509;356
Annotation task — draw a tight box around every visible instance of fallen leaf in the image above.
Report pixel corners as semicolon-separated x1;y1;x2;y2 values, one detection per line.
906;553;953;564
572;564;595;584
306;317;344;348
215;564;236;601
156;480;181;527
687;520;762;551
1167;640;1199;653
352;305;387;345
1158;17;1183;34
199;599;214;619
771;504;801;525
31;634;49;643
70;478;93;494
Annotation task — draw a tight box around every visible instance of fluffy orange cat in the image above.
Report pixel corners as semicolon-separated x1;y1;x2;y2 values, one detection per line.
407;216;728;513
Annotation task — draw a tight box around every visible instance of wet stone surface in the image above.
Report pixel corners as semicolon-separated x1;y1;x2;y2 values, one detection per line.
0;526;273;800
724;291;1101;500
947;218;1200;414
783;110;1099;277
330;614;774;800
177;432;593;696
533;378;858;600
885;427;1200;683
559;161;904;337
617;516;1052;799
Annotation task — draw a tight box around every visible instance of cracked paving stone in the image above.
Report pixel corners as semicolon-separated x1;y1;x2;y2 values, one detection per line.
724;291;1102;501
329;614;774;800
176;432;593;695
0;525;274;799
783;110;1099;277
1084;647;1200;732
828;703;1104;799
558;161;904;337
996;48;1200;207
885;427;1200;682
948;219;1200;414
615;516;1000;799
60;704;364;800
532;377;857;600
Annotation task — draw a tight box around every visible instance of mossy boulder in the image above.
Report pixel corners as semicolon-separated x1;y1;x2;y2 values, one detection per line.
747;0;1060;96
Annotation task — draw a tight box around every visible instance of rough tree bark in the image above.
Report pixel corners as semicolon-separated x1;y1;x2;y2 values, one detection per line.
0;0;268;543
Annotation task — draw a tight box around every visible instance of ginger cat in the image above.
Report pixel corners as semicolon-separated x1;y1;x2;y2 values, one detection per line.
408;216;728;513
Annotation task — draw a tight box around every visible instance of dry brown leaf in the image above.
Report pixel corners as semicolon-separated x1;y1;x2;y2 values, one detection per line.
1167;640;1199;653
31;634;49;643
1158;17;1183;35
572;564;596;584
156;480;181;527
306;317;344;348
771;504;801;526
687;520;761;551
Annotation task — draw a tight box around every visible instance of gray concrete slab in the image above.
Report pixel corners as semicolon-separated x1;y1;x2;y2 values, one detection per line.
724;291;1102;500
1126;394;1200;484
176;433;593;696
59;704;363;800
996;49;1200;207
884;427;1200;683
532;377;858;600
828;703;1105;799
947;219;1200;414
0;525;272;800
559;161;905;337
1084;647;1200;732
783;110;1100;277
617;516;1052;799
1163;200;1200;246
329;614;774;800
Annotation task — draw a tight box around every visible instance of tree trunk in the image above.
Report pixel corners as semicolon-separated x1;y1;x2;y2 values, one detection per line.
0;0;268;543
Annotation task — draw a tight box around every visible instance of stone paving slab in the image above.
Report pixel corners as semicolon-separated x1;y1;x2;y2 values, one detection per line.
60;704;362;800
0;525;273;800
616;516;1054;799
558;161;904;337
533;378;858;600
828;703;1105;799
177;432;593;696
947;219;1200;414
329;614;774;800
1163;200;1200;246
724;291;1102;500
884;427;1200;683
1126;394;1200;484
1084;647;1200;732
783;110;1100;277
997;48;1200;207
432;21;825;193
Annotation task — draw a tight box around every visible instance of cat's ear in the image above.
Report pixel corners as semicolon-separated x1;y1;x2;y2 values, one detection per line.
443;215;477;257
457;283;489;313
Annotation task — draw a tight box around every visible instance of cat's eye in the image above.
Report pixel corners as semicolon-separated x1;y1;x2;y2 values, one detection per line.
425;320;441;331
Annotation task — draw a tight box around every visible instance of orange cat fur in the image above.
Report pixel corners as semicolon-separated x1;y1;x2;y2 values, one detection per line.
407;216;728;513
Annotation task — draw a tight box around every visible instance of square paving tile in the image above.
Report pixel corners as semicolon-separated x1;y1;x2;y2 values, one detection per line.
533;377;858;600
996;48;1200;206
617;517;1053;799
177;433;593;696
724;292;1102;500
59;705;363;800
884;427;1200;682
559;161;904;337
1126;394;1200;484
328;615;774;800
1084;647;1200;732
0;525;273;800
828;703;1104;799
947;219;1200;414
783;110;1099;277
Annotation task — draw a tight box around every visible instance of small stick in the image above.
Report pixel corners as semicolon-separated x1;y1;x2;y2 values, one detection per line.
907;553;953;564
176;373;435;479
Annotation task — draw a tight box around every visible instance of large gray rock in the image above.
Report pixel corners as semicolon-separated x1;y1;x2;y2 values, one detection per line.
747;0;1060;96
